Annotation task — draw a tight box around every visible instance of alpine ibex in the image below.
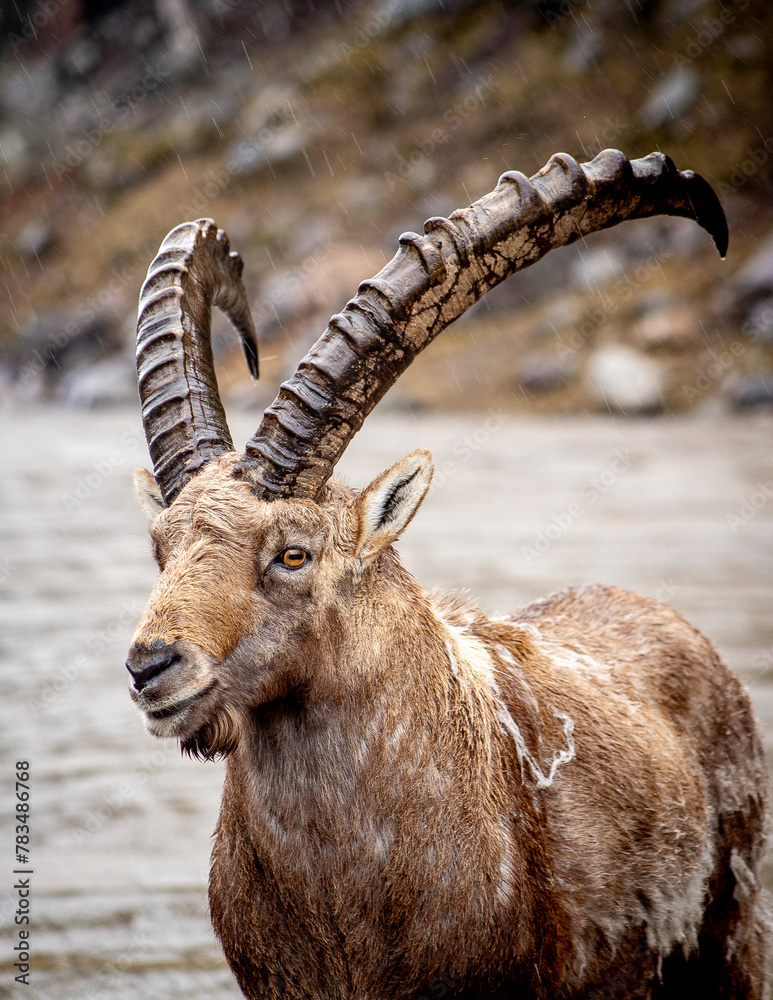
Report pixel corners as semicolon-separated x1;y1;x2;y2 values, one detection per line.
127;149;768;999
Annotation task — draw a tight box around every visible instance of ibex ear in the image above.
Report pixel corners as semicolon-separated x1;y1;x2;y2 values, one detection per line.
354;449;433;563
134;468;165;522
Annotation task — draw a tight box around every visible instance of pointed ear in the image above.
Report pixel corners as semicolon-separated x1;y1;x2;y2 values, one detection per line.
354;449;433;563
134;468;165;522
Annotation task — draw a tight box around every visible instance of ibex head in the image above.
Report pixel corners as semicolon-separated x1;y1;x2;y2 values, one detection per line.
127;149;727;758
129;449;432;758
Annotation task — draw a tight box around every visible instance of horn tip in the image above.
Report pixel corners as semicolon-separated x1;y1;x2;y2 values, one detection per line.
245;344;260;380
681;169;729;258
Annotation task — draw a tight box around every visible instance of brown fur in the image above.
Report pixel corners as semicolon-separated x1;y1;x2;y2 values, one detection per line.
128;453;769;1000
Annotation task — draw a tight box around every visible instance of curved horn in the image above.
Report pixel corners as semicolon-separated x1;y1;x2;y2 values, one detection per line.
234;148;727;500
136;219;259;506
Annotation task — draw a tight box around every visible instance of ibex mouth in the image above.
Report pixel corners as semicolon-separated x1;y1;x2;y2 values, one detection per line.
146;682;216;720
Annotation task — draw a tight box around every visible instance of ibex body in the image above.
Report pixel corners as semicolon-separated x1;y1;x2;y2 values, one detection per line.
128;150;768;998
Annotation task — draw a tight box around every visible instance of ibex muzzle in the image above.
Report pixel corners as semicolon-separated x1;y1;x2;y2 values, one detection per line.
128;151;768;999
125;640;180;691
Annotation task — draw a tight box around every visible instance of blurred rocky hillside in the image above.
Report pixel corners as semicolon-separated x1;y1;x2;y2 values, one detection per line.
1;0;773;415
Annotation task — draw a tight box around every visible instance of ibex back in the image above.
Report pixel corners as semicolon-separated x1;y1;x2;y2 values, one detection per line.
127;150;768;999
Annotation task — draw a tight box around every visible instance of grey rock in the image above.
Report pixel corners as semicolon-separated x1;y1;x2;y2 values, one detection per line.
6;310;125;396
0;127;29;176
659;0;713;24
742;297;773;344
540;297;584;334
0;59;58;117
60;353;138;408
727;34;765;61
16;221;53;260
640;68;700;129
732;230;773;304
227;122;316;178
154;0;202;80
59;38;102;79
80;150;142;192
729;375;773;411
563;25;603;72
519;352;579;394
586;344;664;413
631;304;702;351
570;246;625;289
728;231;773;338
380;0;470;30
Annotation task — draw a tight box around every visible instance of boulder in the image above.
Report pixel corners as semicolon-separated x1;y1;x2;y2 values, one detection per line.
742;298;773;345
60;353;138;408
227;122;318;178
639;68;699;129
631;303;702;351
731;230;773;307
729;375;773;411
586;344;664;413
16;221;54;260
4;309;125;399
519;352;579;394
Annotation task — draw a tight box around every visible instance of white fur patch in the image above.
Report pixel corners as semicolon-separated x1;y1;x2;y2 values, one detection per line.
493;643;517;668
440;619;500;691
497;703;576;789
388;717;408;759
730;848;757;903
643;835;715;958
546;644;613;683
497;815;516;908
519;622;543;643
438;615;576;790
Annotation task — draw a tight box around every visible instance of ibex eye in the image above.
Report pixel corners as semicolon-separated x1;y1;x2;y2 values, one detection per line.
280;548;308;569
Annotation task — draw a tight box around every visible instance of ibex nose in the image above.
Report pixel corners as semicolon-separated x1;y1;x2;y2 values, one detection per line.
126;642;181;692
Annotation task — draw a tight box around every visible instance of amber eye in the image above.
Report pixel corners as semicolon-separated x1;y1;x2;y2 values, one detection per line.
280;548;308;569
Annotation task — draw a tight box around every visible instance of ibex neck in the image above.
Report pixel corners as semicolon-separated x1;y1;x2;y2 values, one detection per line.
226;570;485;839
211;572;531;998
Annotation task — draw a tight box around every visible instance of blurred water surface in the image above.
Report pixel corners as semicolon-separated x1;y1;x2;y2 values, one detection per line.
1;403;772;998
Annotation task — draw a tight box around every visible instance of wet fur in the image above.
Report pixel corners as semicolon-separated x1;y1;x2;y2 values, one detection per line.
130;456;769;1000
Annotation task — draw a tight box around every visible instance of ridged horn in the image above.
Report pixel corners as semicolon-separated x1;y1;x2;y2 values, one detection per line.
233;148;727;499
136;219;259;506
